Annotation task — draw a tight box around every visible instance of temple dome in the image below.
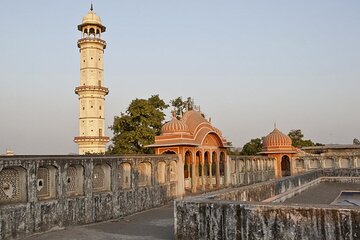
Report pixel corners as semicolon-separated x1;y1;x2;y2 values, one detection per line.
214;127;223;136
161;117;190;134
182;110;208;133
263;128;292;149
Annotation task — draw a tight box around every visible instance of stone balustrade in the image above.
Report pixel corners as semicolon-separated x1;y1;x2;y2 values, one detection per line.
0;155;177;240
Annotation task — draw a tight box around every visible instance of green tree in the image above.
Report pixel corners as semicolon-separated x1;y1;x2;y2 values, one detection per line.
170;97;194;119
288;129;323;148
108;95;168;154
240;138;263;155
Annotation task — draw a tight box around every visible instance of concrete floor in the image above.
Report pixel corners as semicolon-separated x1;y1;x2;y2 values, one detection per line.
23;204;174;240
284;182;360;204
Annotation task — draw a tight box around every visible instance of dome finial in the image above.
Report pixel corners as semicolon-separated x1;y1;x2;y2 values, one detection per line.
274;122;277;129
90;3;94;11
171;109;177;119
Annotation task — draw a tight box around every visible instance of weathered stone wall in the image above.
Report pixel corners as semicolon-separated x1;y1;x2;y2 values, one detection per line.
229;156;276;186
215;170;323;202
175;199;360;240
0;155;178;240
175;169;360;240
293;154;360;174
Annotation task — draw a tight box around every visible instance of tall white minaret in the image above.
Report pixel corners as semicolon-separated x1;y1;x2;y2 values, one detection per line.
74;4;109;154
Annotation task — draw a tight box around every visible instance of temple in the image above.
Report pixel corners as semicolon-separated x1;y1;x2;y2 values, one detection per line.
260;127;299;178
148;109;230;194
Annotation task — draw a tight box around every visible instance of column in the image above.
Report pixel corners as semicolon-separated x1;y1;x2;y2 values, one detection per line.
191;153;197;193
225;154;230;187
209;152;213;190
177;153;185;196
216;152;220;189
201;152;205;191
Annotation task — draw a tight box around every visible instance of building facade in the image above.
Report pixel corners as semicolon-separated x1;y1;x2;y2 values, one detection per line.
74;6;109;154
148;110;230;194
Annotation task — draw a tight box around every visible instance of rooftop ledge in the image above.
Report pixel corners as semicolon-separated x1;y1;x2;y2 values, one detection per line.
74;136;110;143
75;86;109;95
77;37;106;48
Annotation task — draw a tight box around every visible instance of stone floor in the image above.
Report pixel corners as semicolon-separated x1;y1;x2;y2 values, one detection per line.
284;182;360;204
23;204;174;240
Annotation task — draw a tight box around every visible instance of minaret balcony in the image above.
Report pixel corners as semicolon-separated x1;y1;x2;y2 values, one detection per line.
75;85;109;95
77;37;106;48
74;136;110;143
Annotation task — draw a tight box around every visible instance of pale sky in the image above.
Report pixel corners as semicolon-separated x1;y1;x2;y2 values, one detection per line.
1;1;359;154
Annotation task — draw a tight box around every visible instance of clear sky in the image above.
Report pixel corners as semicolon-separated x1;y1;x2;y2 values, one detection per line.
1;1;359;154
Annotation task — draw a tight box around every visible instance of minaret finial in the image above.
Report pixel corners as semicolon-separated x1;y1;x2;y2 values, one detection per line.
90;3;93;11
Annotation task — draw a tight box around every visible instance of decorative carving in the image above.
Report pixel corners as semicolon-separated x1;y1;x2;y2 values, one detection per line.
37;168;50;198
0;167;27;204
66;165;84;196
92;164;111;192
37;166;57;200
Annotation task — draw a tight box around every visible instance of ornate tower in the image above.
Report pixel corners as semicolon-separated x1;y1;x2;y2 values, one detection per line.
74;5;109;154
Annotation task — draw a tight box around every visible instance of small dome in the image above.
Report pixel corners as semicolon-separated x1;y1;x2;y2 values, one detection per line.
82;11;102;25
162;117;190;134
263;128;292;149
78;6;106;32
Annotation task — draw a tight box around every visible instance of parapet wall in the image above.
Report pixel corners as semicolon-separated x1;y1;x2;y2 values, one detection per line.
293;154;360;174
175;169;360;240
229;156;276;186
0;155;178;240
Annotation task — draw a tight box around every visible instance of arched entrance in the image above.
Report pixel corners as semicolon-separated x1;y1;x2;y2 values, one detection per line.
184;151;192;179
196;151;202;177
281;155;291;177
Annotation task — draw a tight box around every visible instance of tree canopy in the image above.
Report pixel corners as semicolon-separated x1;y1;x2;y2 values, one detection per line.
170;97;194;119
240;138;263;155
107;95;168;154
288;129;323;148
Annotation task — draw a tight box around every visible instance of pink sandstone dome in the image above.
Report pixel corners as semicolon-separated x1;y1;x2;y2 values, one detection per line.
262;128;292;149
182;110;208;133
161;117;190;135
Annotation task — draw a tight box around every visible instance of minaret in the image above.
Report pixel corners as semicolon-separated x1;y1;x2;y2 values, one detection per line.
74;5;109;154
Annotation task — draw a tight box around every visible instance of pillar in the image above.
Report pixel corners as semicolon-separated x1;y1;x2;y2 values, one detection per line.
215;152;220;189
225;154;230;187
209;153;213;190
177;153;185;196
201;152;205;191
191;152;197;193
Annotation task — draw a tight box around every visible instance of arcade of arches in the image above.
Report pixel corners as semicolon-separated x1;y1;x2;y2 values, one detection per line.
148;110;229;193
